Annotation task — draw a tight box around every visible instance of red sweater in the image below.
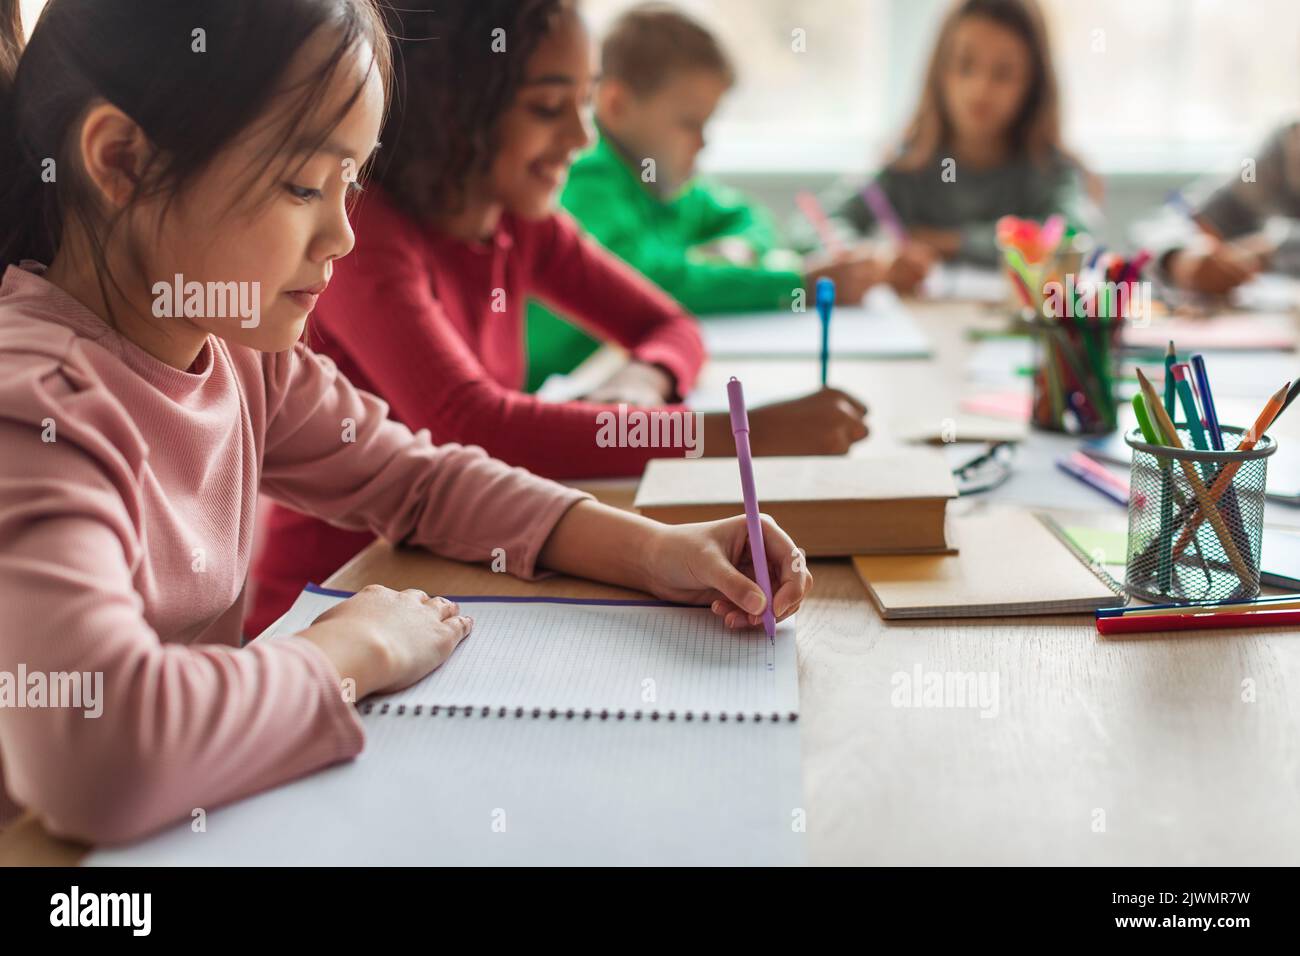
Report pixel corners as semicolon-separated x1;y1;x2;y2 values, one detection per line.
248;189;705;636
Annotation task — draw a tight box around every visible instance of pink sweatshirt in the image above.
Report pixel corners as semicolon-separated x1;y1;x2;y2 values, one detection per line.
0;263;589;844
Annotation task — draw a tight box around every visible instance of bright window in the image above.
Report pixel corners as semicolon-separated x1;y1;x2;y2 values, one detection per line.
582;0;1300;176
18;0;1299;176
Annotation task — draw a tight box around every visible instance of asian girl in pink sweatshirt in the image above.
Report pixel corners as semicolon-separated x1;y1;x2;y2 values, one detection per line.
0;0;811;845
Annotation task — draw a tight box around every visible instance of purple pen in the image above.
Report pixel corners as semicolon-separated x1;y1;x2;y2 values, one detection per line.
861;181;908;244
726;376;777;638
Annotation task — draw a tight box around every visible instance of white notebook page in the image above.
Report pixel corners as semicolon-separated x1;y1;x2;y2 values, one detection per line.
266;586;800;717
698;286;931;358
87;713;806;866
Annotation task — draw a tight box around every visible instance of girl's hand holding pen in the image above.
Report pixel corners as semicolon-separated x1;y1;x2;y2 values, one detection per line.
641;515;813;629
538;500;813;633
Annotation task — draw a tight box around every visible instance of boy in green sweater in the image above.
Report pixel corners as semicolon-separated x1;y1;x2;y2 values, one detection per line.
525;2;916;390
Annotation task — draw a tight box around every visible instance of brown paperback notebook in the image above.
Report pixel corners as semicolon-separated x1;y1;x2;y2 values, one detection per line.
852;509;1125;619
634;452;956;557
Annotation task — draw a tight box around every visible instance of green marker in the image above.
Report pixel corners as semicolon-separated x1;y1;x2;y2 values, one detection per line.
1134;392;1175;593
1172;364;1210;451
1132;393;1161;445
1163;341;1177;424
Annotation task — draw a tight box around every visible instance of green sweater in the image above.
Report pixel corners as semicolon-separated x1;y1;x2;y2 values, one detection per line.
525;132;804;390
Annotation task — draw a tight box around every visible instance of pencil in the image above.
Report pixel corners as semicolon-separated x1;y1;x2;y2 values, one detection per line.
1170;380;1292;560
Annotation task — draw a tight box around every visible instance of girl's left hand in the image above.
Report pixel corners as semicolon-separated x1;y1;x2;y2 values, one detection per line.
641;515;813;629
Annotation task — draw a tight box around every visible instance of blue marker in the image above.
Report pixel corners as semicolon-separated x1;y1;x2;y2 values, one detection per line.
1190;353;1223;450
816;277;834;387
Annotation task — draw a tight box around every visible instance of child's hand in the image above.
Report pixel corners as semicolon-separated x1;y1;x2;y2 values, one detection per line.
703;388;867;457
907;226;962;259
582;360;676;406
642;515;813;629
804;249;885;303
1165;241;1260;295
747;387;869;455
884;240;936;293
302;585;474;699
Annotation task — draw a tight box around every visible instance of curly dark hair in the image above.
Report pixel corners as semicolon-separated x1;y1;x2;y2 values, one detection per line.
378;0;569;222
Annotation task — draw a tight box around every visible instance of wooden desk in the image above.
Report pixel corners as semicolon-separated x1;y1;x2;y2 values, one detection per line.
6;300;1300;865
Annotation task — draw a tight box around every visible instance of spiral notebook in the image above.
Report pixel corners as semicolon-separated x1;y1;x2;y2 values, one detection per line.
88;585;804;866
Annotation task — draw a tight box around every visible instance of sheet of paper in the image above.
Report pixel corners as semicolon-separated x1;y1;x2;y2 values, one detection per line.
1062;525;1128;565
964;335;1033;387
537;373;807;413
266;586;800;717
921;264;1008;304
1123;313;1296;352
699;286;931;358
1261;529;1300;588
1230;273;1300;313
87;712;806;866
534;372;597;403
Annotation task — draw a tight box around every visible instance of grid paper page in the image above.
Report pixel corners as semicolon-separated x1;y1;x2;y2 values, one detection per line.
87;713;805;866
266;586;799;716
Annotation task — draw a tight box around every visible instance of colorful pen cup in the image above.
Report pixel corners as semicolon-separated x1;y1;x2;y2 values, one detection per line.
1123;426;1276;605
1027;313;1124;435
996;235;1086;317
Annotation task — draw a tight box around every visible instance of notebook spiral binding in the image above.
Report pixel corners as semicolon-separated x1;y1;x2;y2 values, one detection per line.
357;702;798;723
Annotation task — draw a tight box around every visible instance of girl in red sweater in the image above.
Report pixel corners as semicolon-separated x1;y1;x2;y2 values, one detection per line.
248;0;867;634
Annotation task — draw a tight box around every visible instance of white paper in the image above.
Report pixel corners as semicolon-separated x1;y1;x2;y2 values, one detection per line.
698;286;931;358
921;264;1009;304
87;715;806;866
267;587;800;717
90;587;805;866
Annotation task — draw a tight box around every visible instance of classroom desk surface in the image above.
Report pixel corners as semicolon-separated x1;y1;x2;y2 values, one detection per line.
5;300;1300;866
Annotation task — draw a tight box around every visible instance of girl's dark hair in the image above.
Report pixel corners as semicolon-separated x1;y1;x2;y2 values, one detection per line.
891;0;1072;172
0;0;391;285
379;0;569;223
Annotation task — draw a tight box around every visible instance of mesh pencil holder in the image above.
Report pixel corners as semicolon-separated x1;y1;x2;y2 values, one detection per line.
1123;426;1275;605
1028;314;1124;435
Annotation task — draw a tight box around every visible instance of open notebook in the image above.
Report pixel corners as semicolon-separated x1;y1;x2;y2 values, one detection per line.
88;586;804;866
699;286;931;358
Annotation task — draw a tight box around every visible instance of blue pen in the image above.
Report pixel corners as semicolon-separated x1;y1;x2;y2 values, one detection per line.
1096;591;1300;618
1189;353;1250;560
1190;354;1223;450
815;277;834;387
1165;189;1193;218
